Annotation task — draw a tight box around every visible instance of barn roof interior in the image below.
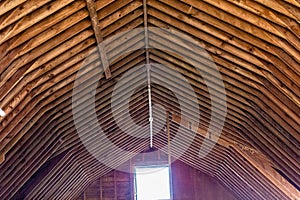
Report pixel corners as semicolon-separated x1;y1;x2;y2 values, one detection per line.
0;0;299;199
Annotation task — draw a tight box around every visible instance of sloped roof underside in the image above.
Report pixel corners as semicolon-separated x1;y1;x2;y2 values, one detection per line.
0;0;299;199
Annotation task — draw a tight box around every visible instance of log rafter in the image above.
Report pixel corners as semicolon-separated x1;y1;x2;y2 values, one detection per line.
85;0;111;79
0;0;299;199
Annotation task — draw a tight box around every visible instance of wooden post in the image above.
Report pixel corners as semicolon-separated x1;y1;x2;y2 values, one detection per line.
99;177;102;200
143;0;150;64
83;190;86;200
114;170;117;200
167;111;174;200
130;159;134;200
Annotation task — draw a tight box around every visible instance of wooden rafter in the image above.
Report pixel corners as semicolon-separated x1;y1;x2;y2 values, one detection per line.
233;145;300;200
143;0;150;64
0;0;299;199
171;104;299;199
85;0;111;79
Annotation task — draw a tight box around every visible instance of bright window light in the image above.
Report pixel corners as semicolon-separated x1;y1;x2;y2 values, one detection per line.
135;166;171;200
0;108;5;117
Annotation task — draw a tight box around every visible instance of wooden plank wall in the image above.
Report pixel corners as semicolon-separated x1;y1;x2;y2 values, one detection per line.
0;0;299;199
172;160;237;200
77;152;237;200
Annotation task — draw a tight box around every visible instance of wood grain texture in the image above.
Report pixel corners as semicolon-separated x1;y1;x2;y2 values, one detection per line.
0;0;299;199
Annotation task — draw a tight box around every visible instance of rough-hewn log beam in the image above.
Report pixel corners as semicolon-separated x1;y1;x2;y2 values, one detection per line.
11;150;69;199
233;145;300;200
0;0;27;16
143;0;149;64
170;112;253;150
85;0;111;79
172;111;299;199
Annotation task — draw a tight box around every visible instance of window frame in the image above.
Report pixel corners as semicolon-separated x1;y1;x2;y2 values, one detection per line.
134;165;172;200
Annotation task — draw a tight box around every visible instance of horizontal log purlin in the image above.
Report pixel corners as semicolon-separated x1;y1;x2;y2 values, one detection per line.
277;0;300;20
98;0;143;27
36;140;147;199
1;54;298;198
222;152;280;199
157;0;292;52
97;0;134;20
186;0;300;60
0;19;144;141
147;32;299;140
0;56;298;198
157;104;299;199
145;10;294;144
255;0;300;21
3;17;145;122
0;32;95;146
0;0;288;147
148;0;300;82
233;145;300;200
0;47;145;166
240;123;299;189
226;0;294;28
171;113;230;148
0;73;262;198
160;0;300;75
0;0;52;31
101;9;144;37
0;0;27;16
0;0;299;199
0;0;76;46
7;1;88;52
0;50;146;198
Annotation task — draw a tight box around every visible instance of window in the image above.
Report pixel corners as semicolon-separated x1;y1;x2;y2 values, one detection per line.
134;166;171;200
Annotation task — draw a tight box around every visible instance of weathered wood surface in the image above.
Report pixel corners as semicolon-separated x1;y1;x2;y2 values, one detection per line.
0;0;299;199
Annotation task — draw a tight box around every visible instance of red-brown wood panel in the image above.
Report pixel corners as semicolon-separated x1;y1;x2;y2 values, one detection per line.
77;158;237;200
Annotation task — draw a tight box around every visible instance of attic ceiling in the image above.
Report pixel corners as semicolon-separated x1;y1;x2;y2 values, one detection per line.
0;0;299;199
